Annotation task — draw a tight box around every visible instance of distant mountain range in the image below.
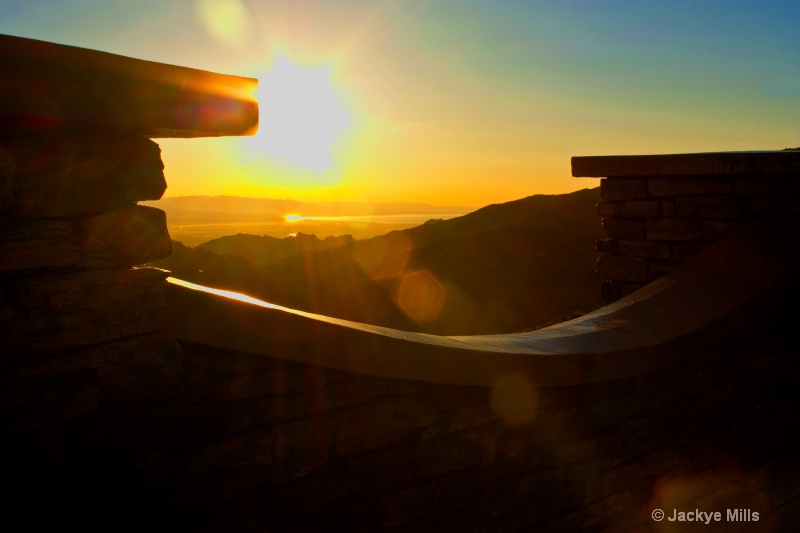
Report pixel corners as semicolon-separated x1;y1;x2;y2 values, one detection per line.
152;188;605;335
142;195;474;225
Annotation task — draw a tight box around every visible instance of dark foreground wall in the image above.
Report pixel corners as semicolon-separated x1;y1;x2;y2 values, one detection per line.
5;277;798;532
2;128;798;531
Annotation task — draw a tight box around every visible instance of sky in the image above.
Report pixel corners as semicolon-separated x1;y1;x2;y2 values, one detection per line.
1;0;798;207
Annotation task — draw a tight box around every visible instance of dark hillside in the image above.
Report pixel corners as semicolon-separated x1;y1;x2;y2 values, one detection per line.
156;188;604;335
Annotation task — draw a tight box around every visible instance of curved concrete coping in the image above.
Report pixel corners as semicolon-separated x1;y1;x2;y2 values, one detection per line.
166;219;797;387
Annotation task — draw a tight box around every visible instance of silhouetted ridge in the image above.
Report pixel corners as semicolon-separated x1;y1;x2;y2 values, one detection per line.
154;188;605;334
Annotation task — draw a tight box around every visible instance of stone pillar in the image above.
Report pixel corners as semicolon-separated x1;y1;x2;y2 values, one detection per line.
0;134;182;450
573;151;800;302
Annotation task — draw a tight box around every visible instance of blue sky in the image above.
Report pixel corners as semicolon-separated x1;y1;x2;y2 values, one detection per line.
1;0;797;204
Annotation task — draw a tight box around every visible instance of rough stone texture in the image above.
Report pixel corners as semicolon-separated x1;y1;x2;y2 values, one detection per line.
600;178;646;201
742;199;771;215
669;242;708;262
735;176;800;197
773;197;800;215
620;199;659;219
646;261;673;281
602;217;645;240
703;221;735;241
0;205;171;274
661;199;676;217
588;167;798;302
5;267;169;356
595;238;616;254
596;254;647;282
675;195;741;219
647;176;732;197
596;201;619;217
646;218;704;241
92;334;183;408
0;135;166;217
600;280;619;302
4;282;800;531
618;281;648;299
617;239;669;259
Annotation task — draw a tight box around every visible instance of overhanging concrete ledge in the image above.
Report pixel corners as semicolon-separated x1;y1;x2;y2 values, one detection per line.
166;218;798;387
572;150;800;177
0;34;258;137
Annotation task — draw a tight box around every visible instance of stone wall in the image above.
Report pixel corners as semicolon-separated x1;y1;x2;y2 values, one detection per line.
595;173;800;301
3;135;799;532
107;283;796;532
0;134;182;479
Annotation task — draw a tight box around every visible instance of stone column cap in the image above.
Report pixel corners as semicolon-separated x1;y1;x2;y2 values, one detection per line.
572;150;800;177
0;34;258;138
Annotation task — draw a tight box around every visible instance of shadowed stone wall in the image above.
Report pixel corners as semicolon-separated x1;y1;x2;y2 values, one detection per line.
0;134;182;484
590;162;800;302
1;140;798;531
128;283;797;532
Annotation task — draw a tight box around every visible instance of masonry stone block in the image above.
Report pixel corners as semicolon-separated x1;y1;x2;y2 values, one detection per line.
735;176;800;197
186;429;276;478
600;178;647;201
8;267;168;355
619;282;648;298
595;239;617;254
647;261;673;281
274;416;335;481
618;240;669;259
334;399;438;455
647;176;731;197
596;254;647;282
596;201;620;217
94;334;183;408
0;220;81;273
0;206;171;274
0;377;102;436
676;195;741;219
602;217;645;240
646;219;703;240
702;221;734;241
773;196;800;214
345;432;483;492
669;242;708;262
0;135;166;217
620;200;660;219
380;482;441;527
600;280;620;302
661;199;676;217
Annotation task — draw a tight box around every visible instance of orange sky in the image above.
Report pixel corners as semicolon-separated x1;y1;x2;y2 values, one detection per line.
2;0;798;207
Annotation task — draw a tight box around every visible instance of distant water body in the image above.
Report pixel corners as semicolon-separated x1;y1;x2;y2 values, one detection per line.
168;212;468;247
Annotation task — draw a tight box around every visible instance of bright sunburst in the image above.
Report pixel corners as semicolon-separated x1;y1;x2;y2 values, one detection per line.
255;56;352;172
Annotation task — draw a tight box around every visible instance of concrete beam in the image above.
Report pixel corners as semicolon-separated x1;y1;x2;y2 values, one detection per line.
0;34;258;138
572;150;800;177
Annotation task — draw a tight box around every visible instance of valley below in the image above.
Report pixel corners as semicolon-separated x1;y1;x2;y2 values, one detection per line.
150;188;605;335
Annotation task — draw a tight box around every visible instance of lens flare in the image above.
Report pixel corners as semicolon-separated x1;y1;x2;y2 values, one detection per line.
196;0;252;50
395;269;447;323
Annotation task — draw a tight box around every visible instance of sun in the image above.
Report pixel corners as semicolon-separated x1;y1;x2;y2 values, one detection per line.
285;214;303;222
254;56;352;172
